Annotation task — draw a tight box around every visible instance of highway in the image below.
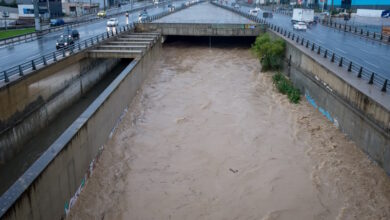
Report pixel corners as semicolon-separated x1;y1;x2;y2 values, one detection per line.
232;3;390;79
0;0;185;74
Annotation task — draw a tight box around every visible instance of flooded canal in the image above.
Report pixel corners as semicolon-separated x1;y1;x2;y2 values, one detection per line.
68;37;390;220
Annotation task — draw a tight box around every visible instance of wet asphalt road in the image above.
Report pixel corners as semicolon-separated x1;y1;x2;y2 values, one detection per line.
0;0;186;73
231;2;390;79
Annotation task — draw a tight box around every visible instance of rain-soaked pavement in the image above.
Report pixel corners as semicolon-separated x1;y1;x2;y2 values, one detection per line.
155;2;254;23
68;38;390;220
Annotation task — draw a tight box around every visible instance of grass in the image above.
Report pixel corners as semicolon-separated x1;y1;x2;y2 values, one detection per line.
0;28;35;40
272;73;301;104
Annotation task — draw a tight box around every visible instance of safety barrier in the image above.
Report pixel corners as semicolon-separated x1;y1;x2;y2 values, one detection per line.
1;0;205;85
211;1;389;93
0;0;180;47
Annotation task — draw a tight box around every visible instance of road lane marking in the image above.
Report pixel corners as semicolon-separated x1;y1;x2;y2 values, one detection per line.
360;48;371;54
364;61;379;69
336;48;347;54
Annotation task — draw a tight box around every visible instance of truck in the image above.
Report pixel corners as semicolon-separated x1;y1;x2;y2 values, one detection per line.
291;8;314;24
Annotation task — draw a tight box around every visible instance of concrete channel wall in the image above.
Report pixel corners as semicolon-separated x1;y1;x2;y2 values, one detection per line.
267;30;390;174
0;35;161;220
0;53;120;165
135;23;265;36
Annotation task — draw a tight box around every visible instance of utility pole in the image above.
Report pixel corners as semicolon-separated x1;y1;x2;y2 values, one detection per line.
328;0;333;23
33;0;41;31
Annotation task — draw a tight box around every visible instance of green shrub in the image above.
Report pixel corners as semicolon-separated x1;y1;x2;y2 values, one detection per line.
252;33;286;71
272;73;301;104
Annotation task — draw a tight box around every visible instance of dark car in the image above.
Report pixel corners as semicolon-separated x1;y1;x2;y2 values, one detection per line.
50;18;65;26
56;36;74;49
63;29;79;39
382;10;390;18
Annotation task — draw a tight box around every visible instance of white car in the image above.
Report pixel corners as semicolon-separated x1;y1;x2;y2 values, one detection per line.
138;13;149;23
233;3;240;9
107;18;119;27
293;21;307;31
249;8;260;16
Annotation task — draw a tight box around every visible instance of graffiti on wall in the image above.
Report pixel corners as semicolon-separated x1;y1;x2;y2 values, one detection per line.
305;91;339;128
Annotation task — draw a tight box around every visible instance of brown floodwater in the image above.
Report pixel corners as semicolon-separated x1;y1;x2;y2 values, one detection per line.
68;37;390;220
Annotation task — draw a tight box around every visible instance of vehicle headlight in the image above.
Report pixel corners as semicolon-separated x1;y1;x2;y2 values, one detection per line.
64;42;68;45
56;42;58;45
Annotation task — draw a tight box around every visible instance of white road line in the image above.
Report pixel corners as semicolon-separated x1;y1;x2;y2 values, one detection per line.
336;48;346;54
364;61;379;69
360;48;371;54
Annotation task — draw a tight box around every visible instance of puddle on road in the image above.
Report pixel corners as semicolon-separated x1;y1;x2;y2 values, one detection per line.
68;38;390;220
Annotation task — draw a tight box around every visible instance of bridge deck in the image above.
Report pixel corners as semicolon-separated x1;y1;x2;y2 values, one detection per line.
154;2;255;24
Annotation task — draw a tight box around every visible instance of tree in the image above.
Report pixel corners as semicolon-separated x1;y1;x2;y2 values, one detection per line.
252;33;286;71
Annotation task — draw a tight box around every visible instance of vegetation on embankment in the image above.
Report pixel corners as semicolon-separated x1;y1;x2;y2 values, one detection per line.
0;28;35;40
252;33;300;103
251;33;285;71
272;73;301;103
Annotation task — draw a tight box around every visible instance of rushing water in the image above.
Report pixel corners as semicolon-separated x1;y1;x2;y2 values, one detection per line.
68;37;390;220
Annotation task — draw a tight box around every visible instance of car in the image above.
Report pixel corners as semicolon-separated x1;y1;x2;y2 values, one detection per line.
138;13;149;23
381;10;390;18
97;10;106;17
56;35;74;49
154;0;159;5
293;21;307;31
63;28;79;39
50;18;65;26
107;18;119;27
168;4;175;12
249;8;260;16
233;3;240;9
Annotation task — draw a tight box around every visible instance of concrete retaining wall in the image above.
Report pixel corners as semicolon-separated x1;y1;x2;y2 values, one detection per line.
0;35;161;220
136;23;265;36
0;54;120;165
267;30;390;174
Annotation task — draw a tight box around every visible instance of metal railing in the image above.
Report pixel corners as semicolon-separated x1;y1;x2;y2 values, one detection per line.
1;0;205;84
0;0;179;47
211;1;389;93
268;8;390;44
1;24;134;83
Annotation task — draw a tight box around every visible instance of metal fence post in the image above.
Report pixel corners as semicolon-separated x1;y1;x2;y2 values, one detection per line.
3;71;9;82
368;73;374;84
324;50;327;58
43;56;47;65
339;57;343;67
382;80;388;92
311;43;315;51
53;52;57;61
306;40;309;48
32;60;36;70
19;65;23;76
62;48;66;57
331;53;335;62
78;43;81;50
348;61;352;72
358;67;363;78
317;46;321;54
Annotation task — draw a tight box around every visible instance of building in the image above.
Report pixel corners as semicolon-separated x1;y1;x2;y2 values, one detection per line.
325;0;390;10
17;0;62;18
62;1;99;16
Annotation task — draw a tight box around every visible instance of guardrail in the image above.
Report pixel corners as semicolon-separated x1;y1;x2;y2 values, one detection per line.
1;0;204;85
266;8;390;45
0;0;177;47
211;1;389;93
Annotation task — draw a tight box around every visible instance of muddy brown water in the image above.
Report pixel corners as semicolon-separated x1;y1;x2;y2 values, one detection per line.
68;38;390;220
